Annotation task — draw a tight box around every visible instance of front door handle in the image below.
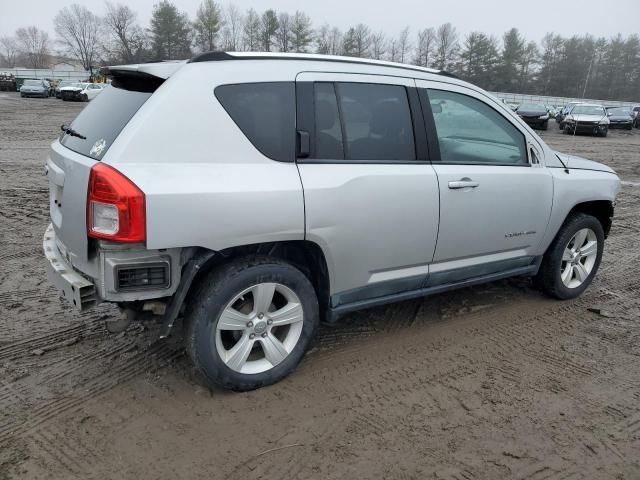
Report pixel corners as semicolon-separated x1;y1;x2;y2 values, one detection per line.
448;178;479;189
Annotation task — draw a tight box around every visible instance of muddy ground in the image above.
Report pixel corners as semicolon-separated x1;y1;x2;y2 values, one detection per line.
1;93;639;479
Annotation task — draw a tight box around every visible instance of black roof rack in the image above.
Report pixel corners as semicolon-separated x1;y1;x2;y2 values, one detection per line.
187;51;458;79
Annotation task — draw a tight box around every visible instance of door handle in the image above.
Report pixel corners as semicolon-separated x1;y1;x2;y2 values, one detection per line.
448;178;479;189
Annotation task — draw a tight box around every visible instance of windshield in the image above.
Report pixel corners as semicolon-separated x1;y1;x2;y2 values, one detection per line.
608;107;631;115
518;103;546;111
571;105;605;116
24;80;41;86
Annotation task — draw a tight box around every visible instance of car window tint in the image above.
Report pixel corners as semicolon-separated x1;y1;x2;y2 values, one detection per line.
313;83;344;159
335;83;415;161
60;85;153;159
215;82;295;162
428;89;527;165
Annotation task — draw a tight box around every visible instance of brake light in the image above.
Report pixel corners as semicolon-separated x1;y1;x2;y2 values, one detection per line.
87;163;145;243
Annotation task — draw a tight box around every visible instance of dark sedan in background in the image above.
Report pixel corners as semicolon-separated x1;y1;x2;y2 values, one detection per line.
515;103;550;130
606;107;634;130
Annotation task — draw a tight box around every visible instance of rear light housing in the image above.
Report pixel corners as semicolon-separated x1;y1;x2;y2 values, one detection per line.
87;163;145;243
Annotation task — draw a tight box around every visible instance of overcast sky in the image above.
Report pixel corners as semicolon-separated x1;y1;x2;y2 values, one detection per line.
1;0;638;43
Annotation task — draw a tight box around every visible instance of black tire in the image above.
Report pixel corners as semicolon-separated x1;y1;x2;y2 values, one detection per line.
185;256;319;391
563;124;572;135
600;127;608;137
536;213;605;300
542;121;548;131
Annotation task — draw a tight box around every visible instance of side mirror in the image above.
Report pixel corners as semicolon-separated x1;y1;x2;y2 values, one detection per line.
431;103;442;113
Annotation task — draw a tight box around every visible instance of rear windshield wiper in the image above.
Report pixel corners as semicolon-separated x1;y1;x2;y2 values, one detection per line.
60;124;86;140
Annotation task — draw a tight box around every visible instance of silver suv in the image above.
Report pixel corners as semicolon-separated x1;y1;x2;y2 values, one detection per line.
44;52;620;391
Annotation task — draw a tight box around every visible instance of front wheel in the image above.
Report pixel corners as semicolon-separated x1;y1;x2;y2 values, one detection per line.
542;121;549;131
536;213;604;300
185;256;319;391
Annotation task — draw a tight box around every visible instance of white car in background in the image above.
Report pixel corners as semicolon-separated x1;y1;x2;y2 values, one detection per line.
59;82;104;102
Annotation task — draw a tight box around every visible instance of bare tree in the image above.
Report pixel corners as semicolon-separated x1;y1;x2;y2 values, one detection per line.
0;36;19;67
388;38;399;62
414;27;436;67
353;24;371;58
221;4;243;51
54;4;102;70
104;2;147;63
316;24;341;55
370;31;386;60
328;27;342;55
276;12;291;52
242;8;261;51
15;27;49;68
397;27;411;63
435;22;459;70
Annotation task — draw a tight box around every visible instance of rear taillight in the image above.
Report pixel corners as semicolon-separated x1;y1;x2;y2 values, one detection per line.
87;163;145;243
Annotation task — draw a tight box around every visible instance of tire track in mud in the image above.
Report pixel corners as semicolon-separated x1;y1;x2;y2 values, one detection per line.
0;340;182;441
0;318;103;361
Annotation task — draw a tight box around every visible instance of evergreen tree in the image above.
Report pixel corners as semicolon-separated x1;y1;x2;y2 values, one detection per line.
149;1;191;59
193;0;223;52
260;9;279;52
496;28;525;91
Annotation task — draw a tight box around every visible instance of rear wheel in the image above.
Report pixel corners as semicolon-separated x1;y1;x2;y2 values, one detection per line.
185;256;319;391
536;213;604;300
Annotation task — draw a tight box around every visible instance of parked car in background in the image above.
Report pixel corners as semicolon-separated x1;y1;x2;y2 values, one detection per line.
515;103;550;130
60;82;104;102
606;106;634;130
44;53;620;391
562;104;609;137
20;79;50;98
633;106;640;128
55;80;75;99
556;102;581;128
0;73;16;92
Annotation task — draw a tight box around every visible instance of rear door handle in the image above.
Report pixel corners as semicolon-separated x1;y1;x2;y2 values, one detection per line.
448;179;479;189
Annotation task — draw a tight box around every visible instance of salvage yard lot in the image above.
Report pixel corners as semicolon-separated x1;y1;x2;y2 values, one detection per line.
1;92;640;479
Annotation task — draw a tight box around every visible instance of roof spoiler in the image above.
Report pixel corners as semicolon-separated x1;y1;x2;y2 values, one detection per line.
101;61;186;92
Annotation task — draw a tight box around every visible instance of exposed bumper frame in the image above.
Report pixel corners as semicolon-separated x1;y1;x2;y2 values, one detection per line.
43;224;97;311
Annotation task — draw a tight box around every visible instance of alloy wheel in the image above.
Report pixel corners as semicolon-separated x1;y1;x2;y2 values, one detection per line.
560;228;598;288
214;283;304;374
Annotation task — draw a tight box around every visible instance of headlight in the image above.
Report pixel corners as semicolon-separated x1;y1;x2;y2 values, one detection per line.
538;114;549;120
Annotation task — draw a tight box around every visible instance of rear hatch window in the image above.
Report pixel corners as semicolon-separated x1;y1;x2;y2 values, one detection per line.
60;80;158;159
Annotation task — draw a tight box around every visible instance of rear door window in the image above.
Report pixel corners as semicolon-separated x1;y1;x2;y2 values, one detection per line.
215;82;295;162
60;84;153;159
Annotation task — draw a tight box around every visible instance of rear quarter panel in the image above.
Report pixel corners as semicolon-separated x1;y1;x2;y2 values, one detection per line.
100;62;305;251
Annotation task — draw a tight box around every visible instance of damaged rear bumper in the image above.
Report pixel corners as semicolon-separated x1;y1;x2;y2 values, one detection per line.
43;223;97;311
